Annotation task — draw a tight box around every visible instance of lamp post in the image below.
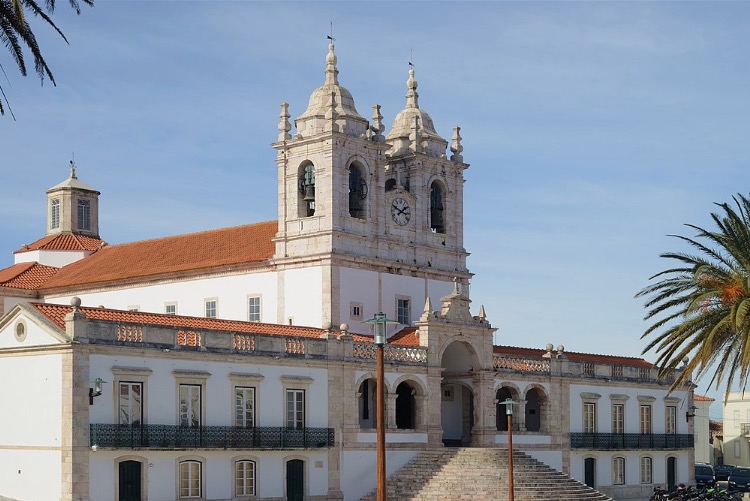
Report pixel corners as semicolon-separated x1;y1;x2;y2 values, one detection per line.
499;398;516;501
364;312;397;501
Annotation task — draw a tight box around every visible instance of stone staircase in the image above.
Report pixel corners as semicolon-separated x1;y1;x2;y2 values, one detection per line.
360;447;612;501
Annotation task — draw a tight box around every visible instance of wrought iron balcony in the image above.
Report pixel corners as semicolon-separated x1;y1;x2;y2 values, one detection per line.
90;424;334;450
741;423;750;437
570;432;693;450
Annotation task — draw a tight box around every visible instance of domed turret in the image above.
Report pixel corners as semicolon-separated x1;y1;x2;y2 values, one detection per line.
294;42;369;138
386;67;448;158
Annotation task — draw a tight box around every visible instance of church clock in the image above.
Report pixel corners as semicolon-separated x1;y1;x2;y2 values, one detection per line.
390;197;411;226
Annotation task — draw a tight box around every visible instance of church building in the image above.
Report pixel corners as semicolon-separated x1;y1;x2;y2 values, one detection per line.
0;42;694;501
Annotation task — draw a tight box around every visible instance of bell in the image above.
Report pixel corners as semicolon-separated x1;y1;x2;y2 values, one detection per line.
431;208;444;230
303;184;316;202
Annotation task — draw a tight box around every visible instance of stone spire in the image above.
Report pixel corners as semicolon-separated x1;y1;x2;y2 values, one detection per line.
406;67;419;109
325;41;339;86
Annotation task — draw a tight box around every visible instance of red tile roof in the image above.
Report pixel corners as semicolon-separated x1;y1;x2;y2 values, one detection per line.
694;394;715;402
31;302;328;338
0;262;60;290
493;344;653;367
15;234;105;253
41;221;277;291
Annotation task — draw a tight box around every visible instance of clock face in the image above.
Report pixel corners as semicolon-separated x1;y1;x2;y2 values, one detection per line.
390;197;411;226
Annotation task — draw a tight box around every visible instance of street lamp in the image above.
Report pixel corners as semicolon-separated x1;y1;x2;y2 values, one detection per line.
364;312;398;501
499;398;517;501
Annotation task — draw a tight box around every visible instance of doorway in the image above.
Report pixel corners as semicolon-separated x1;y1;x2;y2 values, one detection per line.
118;460;141;501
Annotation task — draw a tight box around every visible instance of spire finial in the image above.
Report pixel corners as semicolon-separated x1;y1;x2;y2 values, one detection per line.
450;126;464;163
406;61;419;109
278;102;292;142
325;32;338;86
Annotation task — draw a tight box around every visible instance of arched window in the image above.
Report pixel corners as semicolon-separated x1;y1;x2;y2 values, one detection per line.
50;199;60;229
348;164;367;219
178;460;202;498
385;178;397;192
430;182;445;233
395;382;416;429
77;199;91;231
496;387;517;431
299;163;316;217
358;378;378;428
235;460;256;497
640;456;652;484
525;388;543;432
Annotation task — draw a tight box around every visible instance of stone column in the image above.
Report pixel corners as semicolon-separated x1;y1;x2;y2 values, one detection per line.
425;368;444;446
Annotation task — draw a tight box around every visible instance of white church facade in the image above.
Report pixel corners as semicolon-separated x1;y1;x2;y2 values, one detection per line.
0;43;694;501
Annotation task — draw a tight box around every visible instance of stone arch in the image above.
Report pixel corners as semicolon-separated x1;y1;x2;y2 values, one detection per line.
348;159;368;219
428;178;447;233
439;339;480;446
438;337;482;372
522;383;549;433
297;160;316;217
355;372;390;429
494;383;521;431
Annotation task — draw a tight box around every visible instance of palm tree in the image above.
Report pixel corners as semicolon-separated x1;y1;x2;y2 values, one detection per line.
637;193;750;400
0;0;92;118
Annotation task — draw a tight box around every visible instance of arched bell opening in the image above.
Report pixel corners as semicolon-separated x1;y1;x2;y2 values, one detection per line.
298;162;316;217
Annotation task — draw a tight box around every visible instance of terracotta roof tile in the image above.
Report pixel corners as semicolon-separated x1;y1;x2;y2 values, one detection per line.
493;344;653;367
0;262;59;290
346;327;419;346
41;221;277;290
694;394;715;402
15;234;105;253
31;302;328;338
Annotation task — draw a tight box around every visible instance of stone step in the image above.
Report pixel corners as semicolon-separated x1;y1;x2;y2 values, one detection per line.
360;447;612;501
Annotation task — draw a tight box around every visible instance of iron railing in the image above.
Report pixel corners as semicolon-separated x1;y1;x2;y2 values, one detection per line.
90;424;334;450
570;432;693;450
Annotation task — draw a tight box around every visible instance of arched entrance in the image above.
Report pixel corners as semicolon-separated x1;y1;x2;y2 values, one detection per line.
440;340;479;446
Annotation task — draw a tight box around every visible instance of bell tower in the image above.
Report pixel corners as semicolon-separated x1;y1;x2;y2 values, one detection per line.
46;161;101;239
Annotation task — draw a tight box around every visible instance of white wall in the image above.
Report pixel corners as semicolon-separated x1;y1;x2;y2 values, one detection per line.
14;249;89;267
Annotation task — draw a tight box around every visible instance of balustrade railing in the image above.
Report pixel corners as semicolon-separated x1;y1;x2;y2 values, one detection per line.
90;424;334;450
492;355;550;373
570;432;693;450
352;342;427;363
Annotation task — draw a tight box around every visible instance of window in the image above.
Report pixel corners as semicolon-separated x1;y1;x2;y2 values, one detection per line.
613;457;625;485
50;199;60;229
583;402;597;433
735;441;742;458
397;297;410;325
179;460;201;498
235;387;255;428
235;460;256;497
247;296;261;322
348;164;367;219
119;382;142;425
14;320;26;342
640;457;652;484
640;405;652;434
350;302;363;321
165;302;177;315
735;410;741;428
204;299;217;318
77;199;91;231
666;406;677;434
612;404;624;434
179;385;201;427
286;389;305;429
430;181;445;233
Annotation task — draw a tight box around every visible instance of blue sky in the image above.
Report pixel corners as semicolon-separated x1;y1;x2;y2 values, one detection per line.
2;1;749;417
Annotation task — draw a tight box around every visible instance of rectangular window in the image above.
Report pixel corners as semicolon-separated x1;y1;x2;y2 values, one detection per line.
612;404;624;434
118;382;142;425
583;402;597;433
179;461;201;498
165;302;177;315
735;440;742;458
666;406;677;434
179;384;201;427
77;199;91;231
235;387;255;428
50;199;60;229
350;302;363;321
286;389;305;429
735;410;741;428
204;299;217;318
235;460;256;497
247;296;261;322
640;405;652;434
640;457;652;484
397;297;410;325
613;457;625;485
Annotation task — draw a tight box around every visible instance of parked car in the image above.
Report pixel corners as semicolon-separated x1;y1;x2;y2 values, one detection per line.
695;463;715;487
714;464;735;481
729;467;750;492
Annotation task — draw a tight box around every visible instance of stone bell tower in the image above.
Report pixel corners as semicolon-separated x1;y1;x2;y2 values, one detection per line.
45;161;101;239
